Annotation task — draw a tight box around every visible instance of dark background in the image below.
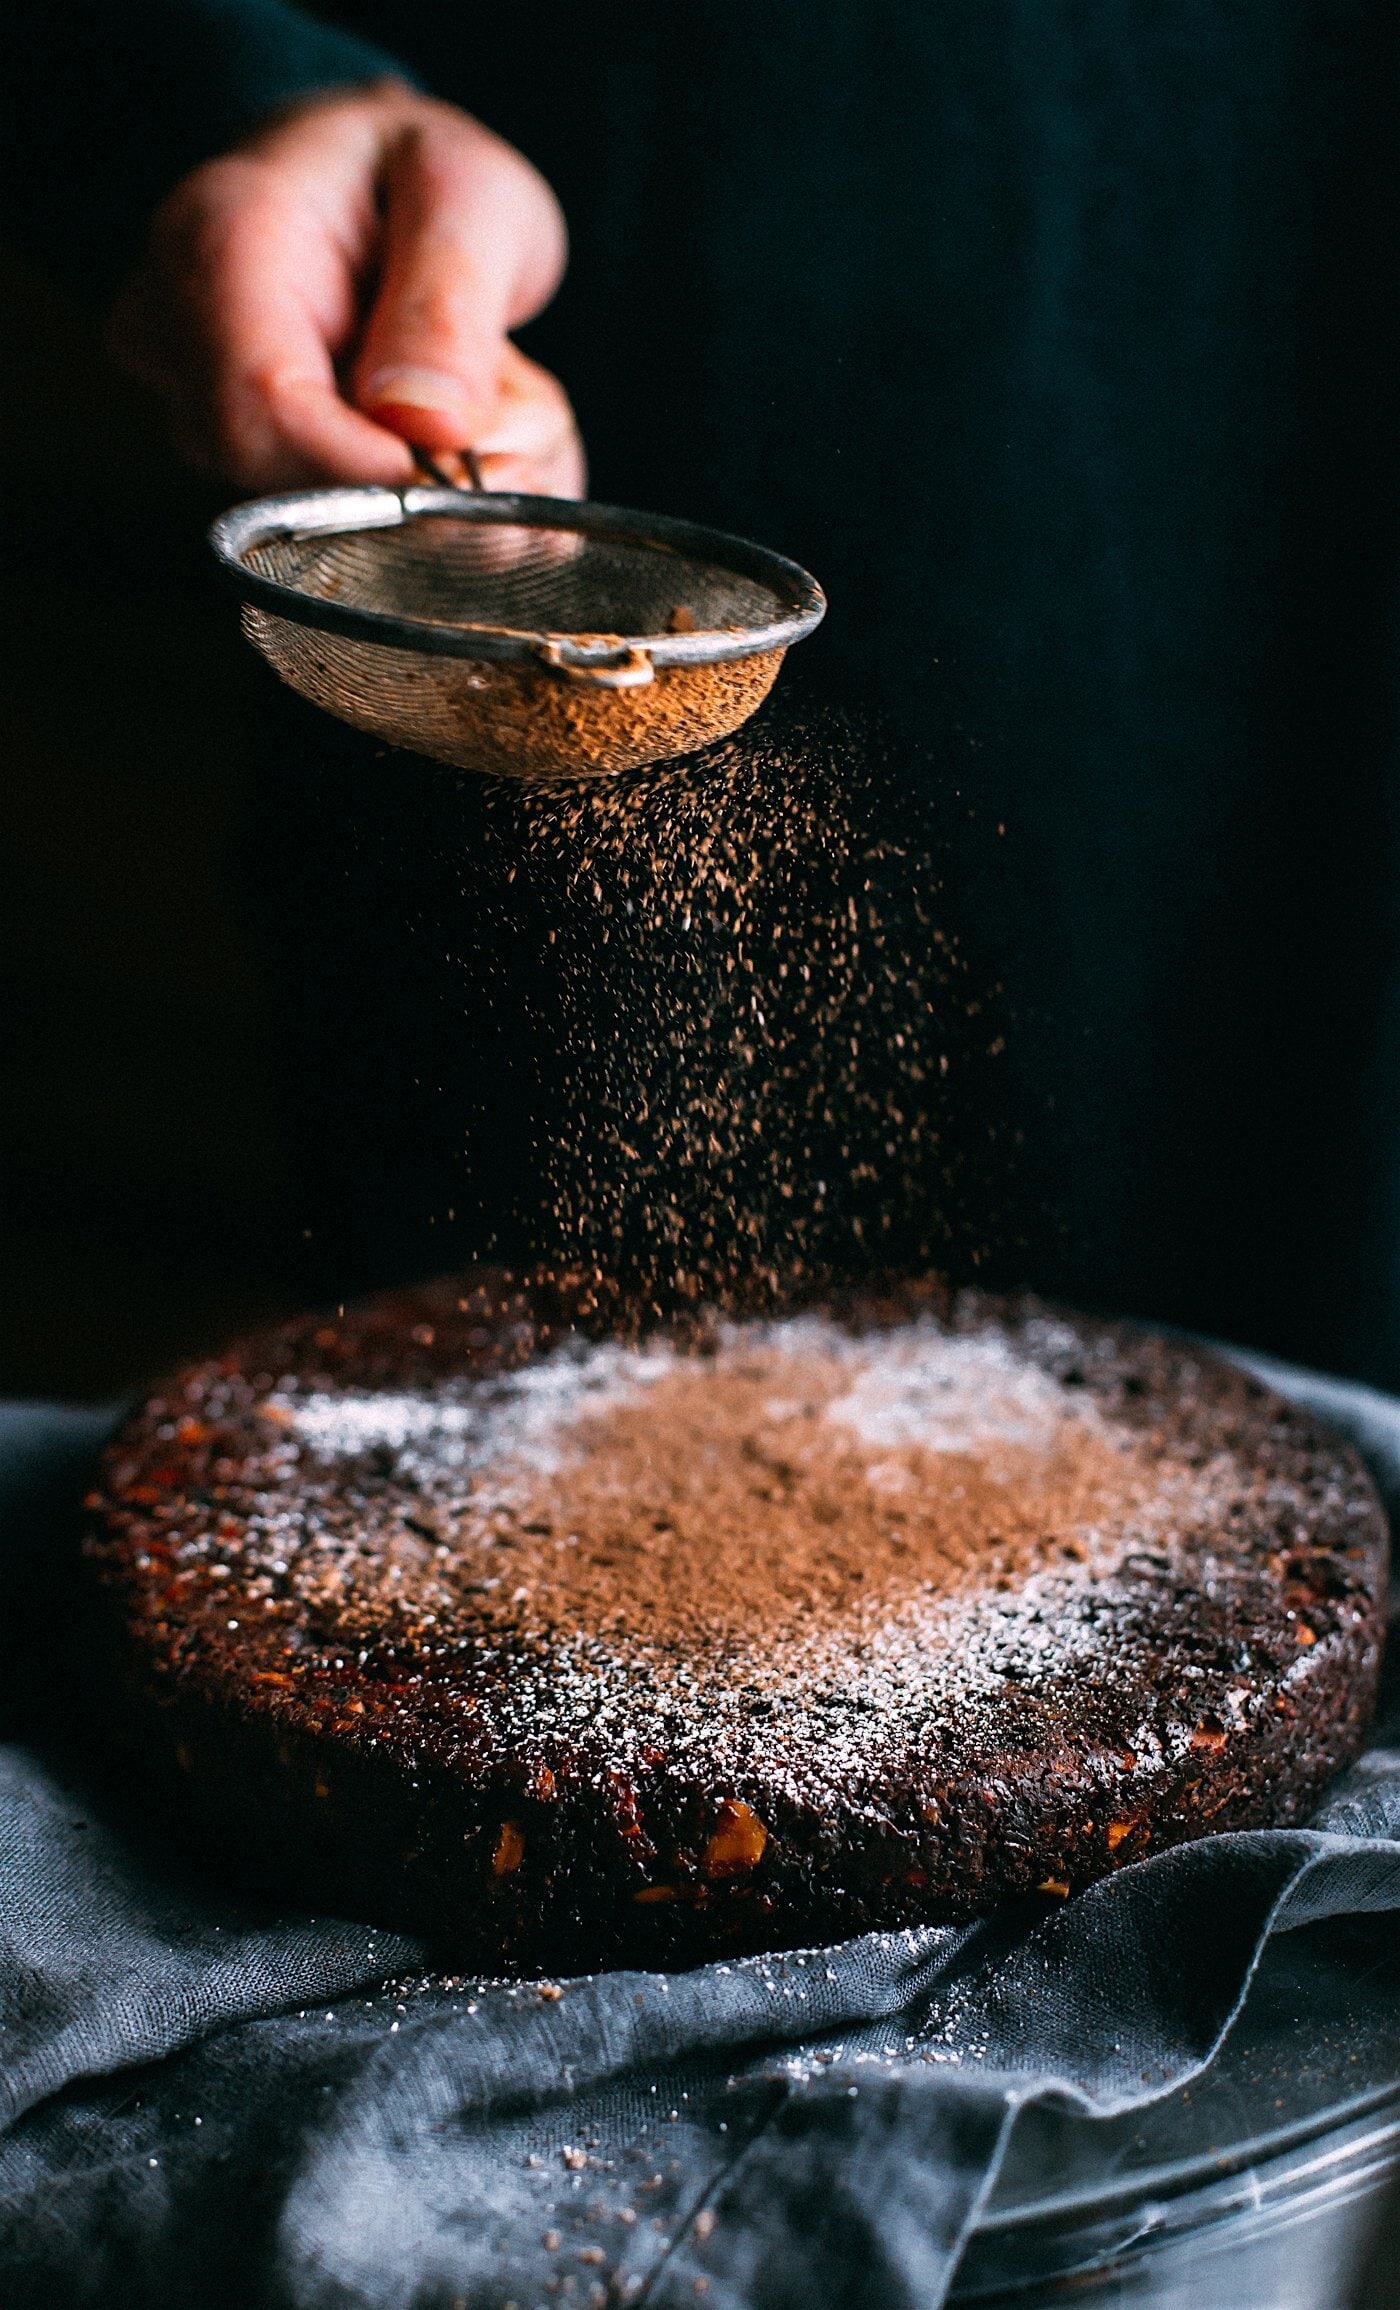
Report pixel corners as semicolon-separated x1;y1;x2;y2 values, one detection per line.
0;253;994;1405
0;252;298;1399
8;0;1400;1403
0;244;1001;1406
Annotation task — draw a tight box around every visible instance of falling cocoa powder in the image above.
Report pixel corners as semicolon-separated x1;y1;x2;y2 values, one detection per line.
451;702;1011;1314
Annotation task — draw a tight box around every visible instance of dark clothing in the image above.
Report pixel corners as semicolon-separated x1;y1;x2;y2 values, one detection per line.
1;0;397;297
10;3;1400;1381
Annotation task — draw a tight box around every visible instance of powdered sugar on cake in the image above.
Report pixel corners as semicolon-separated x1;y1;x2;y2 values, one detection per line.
280;1313;1116;1501
262;1311;1261;1726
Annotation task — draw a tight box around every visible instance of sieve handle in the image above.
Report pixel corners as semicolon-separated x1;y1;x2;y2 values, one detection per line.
403;455;656;686
411;447;486;490
532;639;656;689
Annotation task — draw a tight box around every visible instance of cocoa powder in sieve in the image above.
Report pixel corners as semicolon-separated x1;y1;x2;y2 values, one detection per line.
250;609;783;777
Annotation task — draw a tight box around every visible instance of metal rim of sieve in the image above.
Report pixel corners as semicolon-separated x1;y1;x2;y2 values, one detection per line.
208;487;827;688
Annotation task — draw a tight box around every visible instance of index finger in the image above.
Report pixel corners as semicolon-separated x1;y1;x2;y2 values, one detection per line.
352;113;568;453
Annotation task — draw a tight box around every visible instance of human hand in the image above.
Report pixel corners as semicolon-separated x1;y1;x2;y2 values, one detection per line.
108;80;583;496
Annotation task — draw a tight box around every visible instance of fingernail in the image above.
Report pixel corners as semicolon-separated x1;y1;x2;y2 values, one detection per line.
362;365;474;417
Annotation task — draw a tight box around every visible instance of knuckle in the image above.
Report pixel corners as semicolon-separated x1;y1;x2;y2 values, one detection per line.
244;361;314;437
153;155;249;240
393;279;480;345
151;159;283;289
209;374;270;476
406;102;560;216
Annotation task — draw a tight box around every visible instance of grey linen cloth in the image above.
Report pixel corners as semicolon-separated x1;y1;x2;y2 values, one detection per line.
2;1362;1399;2310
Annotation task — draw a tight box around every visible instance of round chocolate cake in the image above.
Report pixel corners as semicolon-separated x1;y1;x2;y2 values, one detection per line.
87;1276;1387;1970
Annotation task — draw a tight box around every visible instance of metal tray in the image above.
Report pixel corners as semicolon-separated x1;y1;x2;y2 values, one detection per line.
953;1912;1400;2304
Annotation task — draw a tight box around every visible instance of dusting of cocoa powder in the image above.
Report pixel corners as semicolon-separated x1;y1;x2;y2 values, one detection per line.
416;1340;1154;1653
90;1281;1388;1971
273;1312;1252;1687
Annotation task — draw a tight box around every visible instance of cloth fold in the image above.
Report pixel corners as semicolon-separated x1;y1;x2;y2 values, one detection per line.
1;1361;1398;2307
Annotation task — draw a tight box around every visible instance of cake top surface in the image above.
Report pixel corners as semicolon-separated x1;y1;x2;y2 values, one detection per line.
91;1280;1388;1812
268;1311;1263;1660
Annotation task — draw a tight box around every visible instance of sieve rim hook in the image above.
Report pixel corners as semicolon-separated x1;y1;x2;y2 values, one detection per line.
532;638;655;688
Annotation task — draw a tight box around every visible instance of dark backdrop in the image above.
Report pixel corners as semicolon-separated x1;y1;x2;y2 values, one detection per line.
0;255;296;1398
6;0;1400;1398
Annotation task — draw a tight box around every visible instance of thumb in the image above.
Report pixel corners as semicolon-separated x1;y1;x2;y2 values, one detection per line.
352;110;567;454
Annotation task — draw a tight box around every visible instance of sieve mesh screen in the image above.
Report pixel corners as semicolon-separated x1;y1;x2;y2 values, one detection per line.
211;488;825;779
243;518;785;638
241;609;785;779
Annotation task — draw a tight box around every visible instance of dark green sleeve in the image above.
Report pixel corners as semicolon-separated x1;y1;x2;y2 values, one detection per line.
1;0;411;299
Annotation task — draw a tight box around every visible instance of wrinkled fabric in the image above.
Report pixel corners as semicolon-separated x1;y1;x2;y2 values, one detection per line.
1;1364;1398;2307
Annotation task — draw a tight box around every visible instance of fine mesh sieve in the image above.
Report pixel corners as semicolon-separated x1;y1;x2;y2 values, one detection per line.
209;486;826;779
